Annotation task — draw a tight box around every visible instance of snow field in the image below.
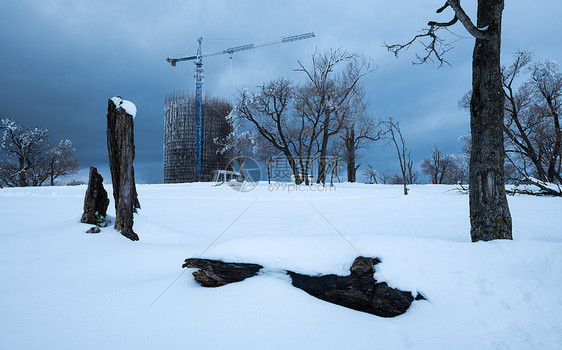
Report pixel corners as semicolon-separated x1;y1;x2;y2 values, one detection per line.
0;183;561;349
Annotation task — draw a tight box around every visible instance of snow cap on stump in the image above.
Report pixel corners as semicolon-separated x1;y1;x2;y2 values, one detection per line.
110;96;137;118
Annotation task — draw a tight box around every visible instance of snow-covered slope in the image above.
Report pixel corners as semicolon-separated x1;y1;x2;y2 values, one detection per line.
1;183;561;349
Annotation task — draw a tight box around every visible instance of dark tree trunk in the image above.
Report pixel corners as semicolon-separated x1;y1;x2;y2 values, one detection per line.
546;100;561;182
266;160;271;184
80;167;110;225
107;99;140;241
18;158;27;187
346;127;357;183
316;112;332;185
285;152;303;184
469;0;512;242
402;169;408;195
317;132;329;185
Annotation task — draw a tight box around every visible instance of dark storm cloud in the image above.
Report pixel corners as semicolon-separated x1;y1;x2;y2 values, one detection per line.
0;0;560;182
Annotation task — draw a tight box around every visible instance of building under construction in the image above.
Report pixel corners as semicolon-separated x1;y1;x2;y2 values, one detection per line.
164;92;232;183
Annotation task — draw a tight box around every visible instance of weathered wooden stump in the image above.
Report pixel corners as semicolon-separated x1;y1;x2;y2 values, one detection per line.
80;167;109;225
107;97;140;241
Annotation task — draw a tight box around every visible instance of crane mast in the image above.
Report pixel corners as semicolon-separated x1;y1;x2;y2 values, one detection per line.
194;37;203;177
166;32;315;179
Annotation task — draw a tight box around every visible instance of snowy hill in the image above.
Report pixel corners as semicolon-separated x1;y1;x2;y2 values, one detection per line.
1;183;561;349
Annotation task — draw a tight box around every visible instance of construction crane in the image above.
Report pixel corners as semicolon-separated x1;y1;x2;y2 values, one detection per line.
166;32;315;178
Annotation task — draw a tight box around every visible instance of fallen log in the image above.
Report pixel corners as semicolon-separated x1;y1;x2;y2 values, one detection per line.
183;258;263;287
288;256;415;318
182;256;420;317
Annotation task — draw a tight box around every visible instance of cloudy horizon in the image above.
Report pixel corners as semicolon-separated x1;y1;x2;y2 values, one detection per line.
1;0;560;183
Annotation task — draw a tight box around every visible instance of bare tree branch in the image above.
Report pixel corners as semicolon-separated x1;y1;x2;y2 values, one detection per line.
384;26;454;67
446;0;491;39
385;0;491;67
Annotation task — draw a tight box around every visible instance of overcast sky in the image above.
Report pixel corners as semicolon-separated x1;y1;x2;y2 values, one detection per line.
1;0;560;183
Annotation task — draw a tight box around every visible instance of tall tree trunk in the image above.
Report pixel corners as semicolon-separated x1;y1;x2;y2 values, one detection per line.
266;160;271;184
469;0;512;242
50;162;55;186
18;158;27;187
402;168;408;195
546;99;561;182
317;135;329;184
346;127;357;183
285;152;303;184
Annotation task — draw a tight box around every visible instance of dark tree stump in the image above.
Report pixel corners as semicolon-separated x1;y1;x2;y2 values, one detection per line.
107;97;140;241
80;167;109;225
182;258;263;287
287;257;415;317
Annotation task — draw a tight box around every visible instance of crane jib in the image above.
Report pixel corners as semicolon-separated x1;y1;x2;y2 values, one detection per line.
223;44;255;54
282;32;315;43
166;32;315;63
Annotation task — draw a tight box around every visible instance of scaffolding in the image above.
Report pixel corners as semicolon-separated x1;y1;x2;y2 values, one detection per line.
164;92;231;183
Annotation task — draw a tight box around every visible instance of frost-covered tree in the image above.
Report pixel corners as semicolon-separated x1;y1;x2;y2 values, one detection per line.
215;113;260;180
231;78;307;184
1;117;49;186
0;118;79;187
41;140;80;186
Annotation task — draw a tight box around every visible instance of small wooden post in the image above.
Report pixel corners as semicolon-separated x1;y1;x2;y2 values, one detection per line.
80;167;109;225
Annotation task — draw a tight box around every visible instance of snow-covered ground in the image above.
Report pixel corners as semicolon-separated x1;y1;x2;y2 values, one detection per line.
1;182;561;349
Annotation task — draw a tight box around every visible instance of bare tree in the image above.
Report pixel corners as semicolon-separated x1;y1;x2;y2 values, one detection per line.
296;49;374;184
530;60;562;182
387;0;512;241
502;51;549;182
231;78;305;184
461;52;562;184
383;119;413;195
421;145;446;184
339;97;385;182
420;145;462;184
379;172;392;184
